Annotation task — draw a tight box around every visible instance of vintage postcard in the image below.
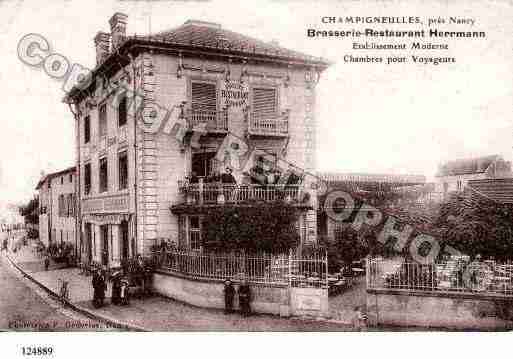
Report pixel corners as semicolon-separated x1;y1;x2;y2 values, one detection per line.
0;0;512;356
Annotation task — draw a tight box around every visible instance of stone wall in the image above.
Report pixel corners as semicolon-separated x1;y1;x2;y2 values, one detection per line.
153;271;290;316
367;288;513;330
153;271;329;317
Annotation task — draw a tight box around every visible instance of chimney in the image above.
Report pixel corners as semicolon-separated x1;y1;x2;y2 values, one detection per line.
109;12;128;50
94;31;110;65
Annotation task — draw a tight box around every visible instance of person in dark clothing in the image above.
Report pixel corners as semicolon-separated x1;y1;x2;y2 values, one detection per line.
223;279;235;314
189;171;199;184
92;269;106;308
220;167;237;184
111;271;122;305
238;280;252;317
44;255;50;271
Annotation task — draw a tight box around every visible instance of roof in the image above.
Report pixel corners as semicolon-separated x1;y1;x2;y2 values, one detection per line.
436;155;499;177
64;19;331;103
35;166;76;190
317;172;426;187
149;20;328;64
468;178;513;204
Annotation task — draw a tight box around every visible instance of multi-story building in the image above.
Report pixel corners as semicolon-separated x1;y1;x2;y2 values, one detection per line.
435;155;512;196
64;14;329;268
35;167;77;247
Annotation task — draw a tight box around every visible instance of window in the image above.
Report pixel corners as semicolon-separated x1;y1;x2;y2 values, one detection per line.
189;216;201;250
99;157;108;193
191;152;217;178
69;174;73;183
61;176;64;185
99;103;107;138
118;151;128;190
252;87;277;119
84;163;91;195
84;115;91;143
118;95;127;127
191;81;217;112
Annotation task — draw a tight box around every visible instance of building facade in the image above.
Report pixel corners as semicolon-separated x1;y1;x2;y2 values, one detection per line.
65;14;329;268
35;167;77;248
435;155;512;196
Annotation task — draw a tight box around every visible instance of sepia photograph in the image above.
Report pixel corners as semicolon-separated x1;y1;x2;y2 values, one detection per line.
0;0;512;356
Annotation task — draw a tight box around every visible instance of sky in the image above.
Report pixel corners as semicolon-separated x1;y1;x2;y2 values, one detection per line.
0;0;512;205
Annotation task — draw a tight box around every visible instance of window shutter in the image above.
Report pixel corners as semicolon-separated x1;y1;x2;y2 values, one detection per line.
252;87;277;118
191;82;217;112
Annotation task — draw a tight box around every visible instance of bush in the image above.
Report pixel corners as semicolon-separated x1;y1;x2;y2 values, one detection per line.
202;200;300;254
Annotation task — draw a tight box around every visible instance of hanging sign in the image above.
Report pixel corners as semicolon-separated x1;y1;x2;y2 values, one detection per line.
221;80;249;108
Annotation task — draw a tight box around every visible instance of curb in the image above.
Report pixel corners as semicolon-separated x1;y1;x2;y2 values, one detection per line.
4;254;149;332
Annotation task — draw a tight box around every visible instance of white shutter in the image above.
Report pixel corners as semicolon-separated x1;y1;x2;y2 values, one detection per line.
252;87;277;119
191;82;217;112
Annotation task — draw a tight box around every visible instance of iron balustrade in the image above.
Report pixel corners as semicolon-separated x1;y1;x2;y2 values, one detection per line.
249;112;288;136
178;181;302;204
152;248;328;287
367;257;513;296
185;109;228;132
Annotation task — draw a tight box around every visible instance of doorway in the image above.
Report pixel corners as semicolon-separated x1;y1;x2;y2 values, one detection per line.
120;220;129;261
100;225;109;266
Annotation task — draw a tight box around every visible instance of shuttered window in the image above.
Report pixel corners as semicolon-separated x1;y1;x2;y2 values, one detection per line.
252;87;277;119
99;103;107;137
191;82;217;112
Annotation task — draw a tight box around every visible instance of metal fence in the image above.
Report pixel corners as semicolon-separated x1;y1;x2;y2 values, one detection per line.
178;182;301;205
152;249;328;288
367;257;513;296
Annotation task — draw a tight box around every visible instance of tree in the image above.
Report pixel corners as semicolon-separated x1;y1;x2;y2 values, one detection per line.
434;193;513;261
202;200;300;254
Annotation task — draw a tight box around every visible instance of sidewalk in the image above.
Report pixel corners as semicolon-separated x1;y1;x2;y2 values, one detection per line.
6;245;356;331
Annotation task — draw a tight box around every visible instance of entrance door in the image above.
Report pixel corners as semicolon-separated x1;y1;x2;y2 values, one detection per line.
120;220;129;261
85;223;92;264
100;225;109;266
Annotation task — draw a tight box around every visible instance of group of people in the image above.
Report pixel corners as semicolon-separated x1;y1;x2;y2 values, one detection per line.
223;279;252;316
92;268;130;308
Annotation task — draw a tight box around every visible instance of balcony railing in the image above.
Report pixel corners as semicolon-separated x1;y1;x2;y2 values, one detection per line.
185;109;228;133
178;181;302;205
249;111;289;136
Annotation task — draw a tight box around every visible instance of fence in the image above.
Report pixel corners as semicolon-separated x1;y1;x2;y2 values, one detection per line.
185;109;228;132
152;249;327;288
178;182;302;205
367;257;513;296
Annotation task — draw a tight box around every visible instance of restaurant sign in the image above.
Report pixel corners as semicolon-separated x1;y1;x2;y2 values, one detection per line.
221;80;249;108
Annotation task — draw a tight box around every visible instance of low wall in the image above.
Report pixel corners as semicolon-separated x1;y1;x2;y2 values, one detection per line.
367;288;513;330
153;271;290;316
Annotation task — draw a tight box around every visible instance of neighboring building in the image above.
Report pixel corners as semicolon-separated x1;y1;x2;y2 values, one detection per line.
35;167;77;248
468;178;513;204
64;14;329;268
435;155;512;196
316;172;426;240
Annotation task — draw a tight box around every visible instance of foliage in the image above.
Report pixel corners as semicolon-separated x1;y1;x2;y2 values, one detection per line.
434;193;513;261
18;197;39;225
202;200;300;254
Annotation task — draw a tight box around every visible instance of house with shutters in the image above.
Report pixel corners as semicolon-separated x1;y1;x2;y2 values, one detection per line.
35;167;77;248
64;13;330;268
435;155;512;197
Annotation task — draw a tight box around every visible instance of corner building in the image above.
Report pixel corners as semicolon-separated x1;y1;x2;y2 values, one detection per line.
65;14;330;268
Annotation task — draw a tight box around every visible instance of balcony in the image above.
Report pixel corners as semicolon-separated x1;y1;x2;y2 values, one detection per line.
185;109;228;134
177;180;303;206
248;110;289;137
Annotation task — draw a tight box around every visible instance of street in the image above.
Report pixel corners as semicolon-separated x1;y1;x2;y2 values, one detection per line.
0;254;115;331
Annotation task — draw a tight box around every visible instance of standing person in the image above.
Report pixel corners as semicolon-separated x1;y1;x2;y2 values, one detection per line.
44;254;50;271
111;271;122;305
223;279;235;314
92;269;106;308
238;279;252;317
